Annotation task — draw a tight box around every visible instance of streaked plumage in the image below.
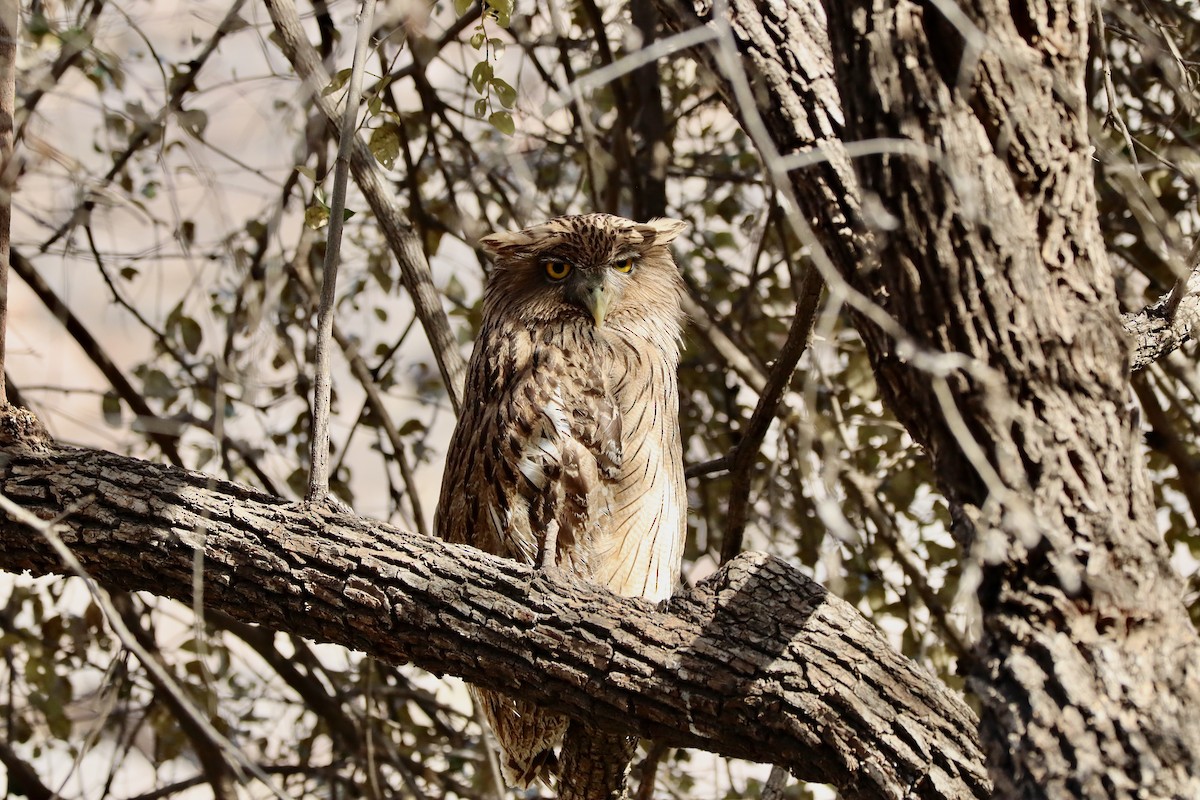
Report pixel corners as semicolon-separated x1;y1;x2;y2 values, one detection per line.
434;213;689;787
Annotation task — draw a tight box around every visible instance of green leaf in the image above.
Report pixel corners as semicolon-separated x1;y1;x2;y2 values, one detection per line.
491;77;517;108
398;419;425;436
485;0;513;26
470;31;485;50
142;368;175;400
322;68;353;96
177;315;203;354
305;203;330;230
453;0;474;15
102;392;122;427
177;108;208;139
369;122;401;169
488;110;515;135
473;98;488;117
470;61;493;95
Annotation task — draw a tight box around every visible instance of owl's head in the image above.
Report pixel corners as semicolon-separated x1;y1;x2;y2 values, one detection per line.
478;214;688;332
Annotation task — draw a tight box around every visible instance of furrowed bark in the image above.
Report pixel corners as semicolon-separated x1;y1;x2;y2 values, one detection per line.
653;0;1200;795
820;1;1200;797
0;438;989;800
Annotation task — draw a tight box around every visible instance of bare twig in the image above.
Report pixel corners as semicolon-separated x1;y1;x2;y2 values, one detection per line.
0;0;14;403
10;248;184;466
263;0;466;413
308;0;377;503
0;493;292;800
720;264;823;563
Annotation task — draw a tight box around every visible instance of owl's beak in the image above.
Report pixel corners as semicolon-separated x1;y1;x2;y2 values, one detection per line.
585;284;610;327
571;274;611;327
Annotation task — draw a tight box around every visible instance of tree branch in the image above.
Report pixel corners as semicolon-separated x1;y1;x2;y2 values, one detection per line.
1123;238;1200;371
262;0;466;412
0;435;989;800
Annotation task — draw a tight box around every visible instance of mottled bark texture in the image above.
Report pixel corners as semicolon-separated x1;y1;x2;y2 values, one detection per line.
656;0;1200;797
821;1;1200;796
0;440;989;800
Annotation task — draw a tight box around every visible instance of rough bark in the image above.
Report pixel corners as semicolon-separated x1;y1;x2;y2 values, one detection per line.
654;0;1200;796
0;436;989;800
559;722;637;800
652;0;868;278
1123;239;1200;372
819;1;1200;797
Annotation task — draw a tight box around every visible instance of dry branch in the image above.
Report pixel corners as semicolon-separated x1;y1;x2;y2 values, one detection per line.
0;435;989;800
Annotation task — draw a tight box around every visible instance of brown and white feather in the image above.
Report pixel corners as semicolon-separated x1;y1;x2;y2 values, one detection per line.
434;213;688;787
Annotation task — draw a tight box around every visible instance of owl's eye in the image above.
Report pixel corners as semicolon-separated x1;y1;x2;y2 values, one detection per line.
612;257;635;274
544;260;572;281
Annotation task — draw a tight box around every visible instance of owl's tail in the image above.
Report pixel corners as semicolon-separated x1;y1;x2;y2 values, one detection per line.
472;686;568;789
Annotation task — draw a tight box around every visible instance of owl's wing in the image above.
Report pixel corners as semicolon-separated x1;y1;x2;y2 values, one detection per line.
504;363;622;577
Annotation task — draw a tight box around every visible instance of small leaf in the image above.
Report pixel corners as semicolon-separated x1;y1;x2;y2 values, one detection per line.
398;419;425;436
177;315;202;354
142;369;175;400
102;392;122;427
488;110;515;135
453;0;474;15
470;31;485;50
491;78;517;108
474;98;488;117
178;219;196;247
245;219;267;240
470;61;493;94
221;14;251;34
177;108;208;138
322;68;353;96
305;203;330;230
369;122;401;169
119;266;138;280
487;0;514;26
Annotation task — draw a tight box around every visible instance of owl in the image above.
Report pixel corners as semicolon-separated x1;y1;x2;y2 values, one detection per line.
434;213;689;788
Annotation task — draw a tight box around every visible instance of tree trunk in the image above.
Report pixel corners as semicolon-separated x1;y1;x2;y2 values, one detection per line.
656;0;1200;796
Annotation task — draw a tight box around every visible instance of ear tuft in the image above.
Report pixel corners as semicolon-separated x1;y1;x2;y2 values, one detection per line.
479;230;535;257
637;217;688;246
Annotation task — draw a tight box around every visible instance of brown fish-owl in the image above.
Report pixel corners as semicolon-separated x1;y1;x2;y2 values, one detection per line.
434;213;689;787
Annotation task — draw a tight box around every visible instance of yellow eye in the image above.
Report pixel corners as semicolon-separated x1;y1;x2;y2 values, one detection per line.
612;257;635;273
544;260;572;281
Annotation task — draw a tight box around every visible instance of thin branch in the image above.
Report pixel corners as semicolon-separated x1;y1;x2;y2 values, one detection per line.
38;0;249;254
308;0;377;503
9;248;184;466
720;264;823;563
262;0;466;413
0;0;15;403
0;740;55;800
0;491;291;800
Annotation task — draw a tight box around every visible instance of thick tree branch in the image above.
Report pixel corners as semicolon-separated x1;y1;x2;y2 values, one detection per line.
0;437;989;800
1123;239;1200;371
